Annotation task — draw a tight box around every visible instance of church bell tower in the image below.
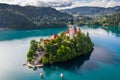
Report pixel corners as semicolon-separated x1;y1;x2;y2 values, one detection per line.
68;18;75;39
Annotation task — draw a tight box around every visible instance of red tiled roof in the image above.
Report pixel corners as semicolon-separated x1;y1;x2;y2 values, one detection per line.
44;39;50;43
50;34;58;39
66;27;78;34
66;29;69;34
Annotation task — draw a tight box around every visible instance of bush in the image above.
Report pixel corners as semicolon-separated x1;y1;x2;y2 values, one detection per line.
27;57;33;62
41;57;48;64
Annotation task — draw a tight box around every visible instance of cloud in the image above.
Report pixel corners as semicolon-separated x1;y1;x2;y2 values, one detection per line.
0;0;120;9
0;0;47;6
57;0;120;9
0;0;71;6
47;1;72;7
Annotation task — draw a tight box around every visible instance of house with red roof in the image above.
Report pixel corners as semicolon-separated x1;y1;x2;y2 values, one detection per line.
44;39;50;43
50;34;58;39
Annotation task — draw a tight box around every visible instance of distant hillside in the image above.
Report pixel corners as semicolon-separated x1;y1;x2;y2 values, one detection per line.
0;4;72;30
61;6;120;16
76;13;120;27
100;13;120;26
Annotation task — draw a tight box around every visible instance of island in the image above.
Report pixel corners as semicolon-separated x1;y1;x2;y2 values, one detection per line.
26;18;94;67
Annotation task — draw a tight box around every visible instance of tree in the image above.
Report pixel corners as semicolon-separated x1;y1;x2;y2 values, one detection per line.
40;38;43;42
57;48;63;57
27;57;33;62
30;40;38;52
55;36;62;43
27;50;34;58
41;57;49;64
119;22;120;26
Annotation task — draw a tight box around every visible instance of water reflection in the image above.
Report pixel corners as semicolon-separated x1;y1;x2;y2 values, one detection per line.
80;45;120;71
42;45;119;75
102;26;120;37
45;53;91;70
81;26;120;37
30;51;92;75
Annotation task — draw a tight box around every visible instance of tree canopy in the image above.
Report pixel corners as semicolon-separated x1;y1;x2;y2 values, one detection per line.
27;28;94;64
41;29;93;64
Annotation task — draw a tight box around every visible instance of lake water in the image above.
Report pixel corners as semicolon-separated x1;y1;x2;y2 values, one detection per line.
0;26;120;80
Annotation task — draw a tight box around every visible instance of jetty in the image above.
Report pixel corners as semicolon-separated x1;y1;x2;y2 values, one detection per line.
24;51;45;68
24;63;43;68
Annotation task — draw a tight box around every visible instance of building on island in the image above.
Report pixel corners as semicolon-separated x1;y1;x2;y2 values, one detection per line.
66;18;78;39
43;18;78;43
50;34;58;39
44;39;50;43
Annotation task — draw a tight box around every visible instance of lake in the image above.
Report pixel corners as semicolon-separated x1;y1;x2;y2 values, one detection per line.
0;26;120;80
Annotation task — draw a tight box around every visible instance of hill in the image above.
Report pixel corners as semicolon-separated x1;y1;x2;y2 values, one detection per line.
61;6;120;16
0;4;72;30
98;12;120;26
76;13;120;27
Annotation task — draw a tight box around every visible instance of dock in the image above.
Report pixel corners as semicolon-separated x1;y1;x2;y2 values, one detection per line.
24;51;45;69
23;63;44;68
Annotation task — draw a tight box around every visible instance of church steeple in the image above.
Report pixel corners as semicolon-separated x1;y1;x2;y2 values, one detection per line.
70;18;74;25
67;18;76;39
68;18;74;25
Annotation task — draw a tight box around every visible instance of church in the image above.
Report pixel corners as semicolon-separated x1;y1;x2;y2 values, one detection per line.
43;18;78;43
65;18;78;39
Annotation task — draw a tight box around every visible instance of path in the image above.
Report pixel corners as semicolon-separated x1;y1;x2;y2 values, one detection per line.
33;51;45;65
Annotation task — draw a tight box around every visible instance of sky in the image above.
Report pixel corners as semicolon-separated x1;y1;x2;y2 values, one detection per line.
0;0;120;10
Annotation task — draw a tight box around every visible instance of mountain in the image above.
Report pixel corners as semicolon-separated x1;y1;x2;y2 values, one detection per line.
61;6;120;16
0;4;72;30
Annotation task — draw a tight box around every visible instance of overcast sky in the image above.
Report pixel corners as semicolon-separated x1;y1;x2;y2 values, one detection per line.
0;0;120;9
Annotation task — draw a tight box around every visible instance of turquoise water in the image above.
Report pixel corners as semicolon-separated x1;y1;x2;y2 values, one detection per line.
0;26;120;80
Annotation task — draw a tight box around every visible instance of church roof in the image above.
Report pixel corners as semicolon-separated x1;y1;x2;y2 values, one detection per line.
50;34;58;39
66;27;78;34
44;39;50;43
